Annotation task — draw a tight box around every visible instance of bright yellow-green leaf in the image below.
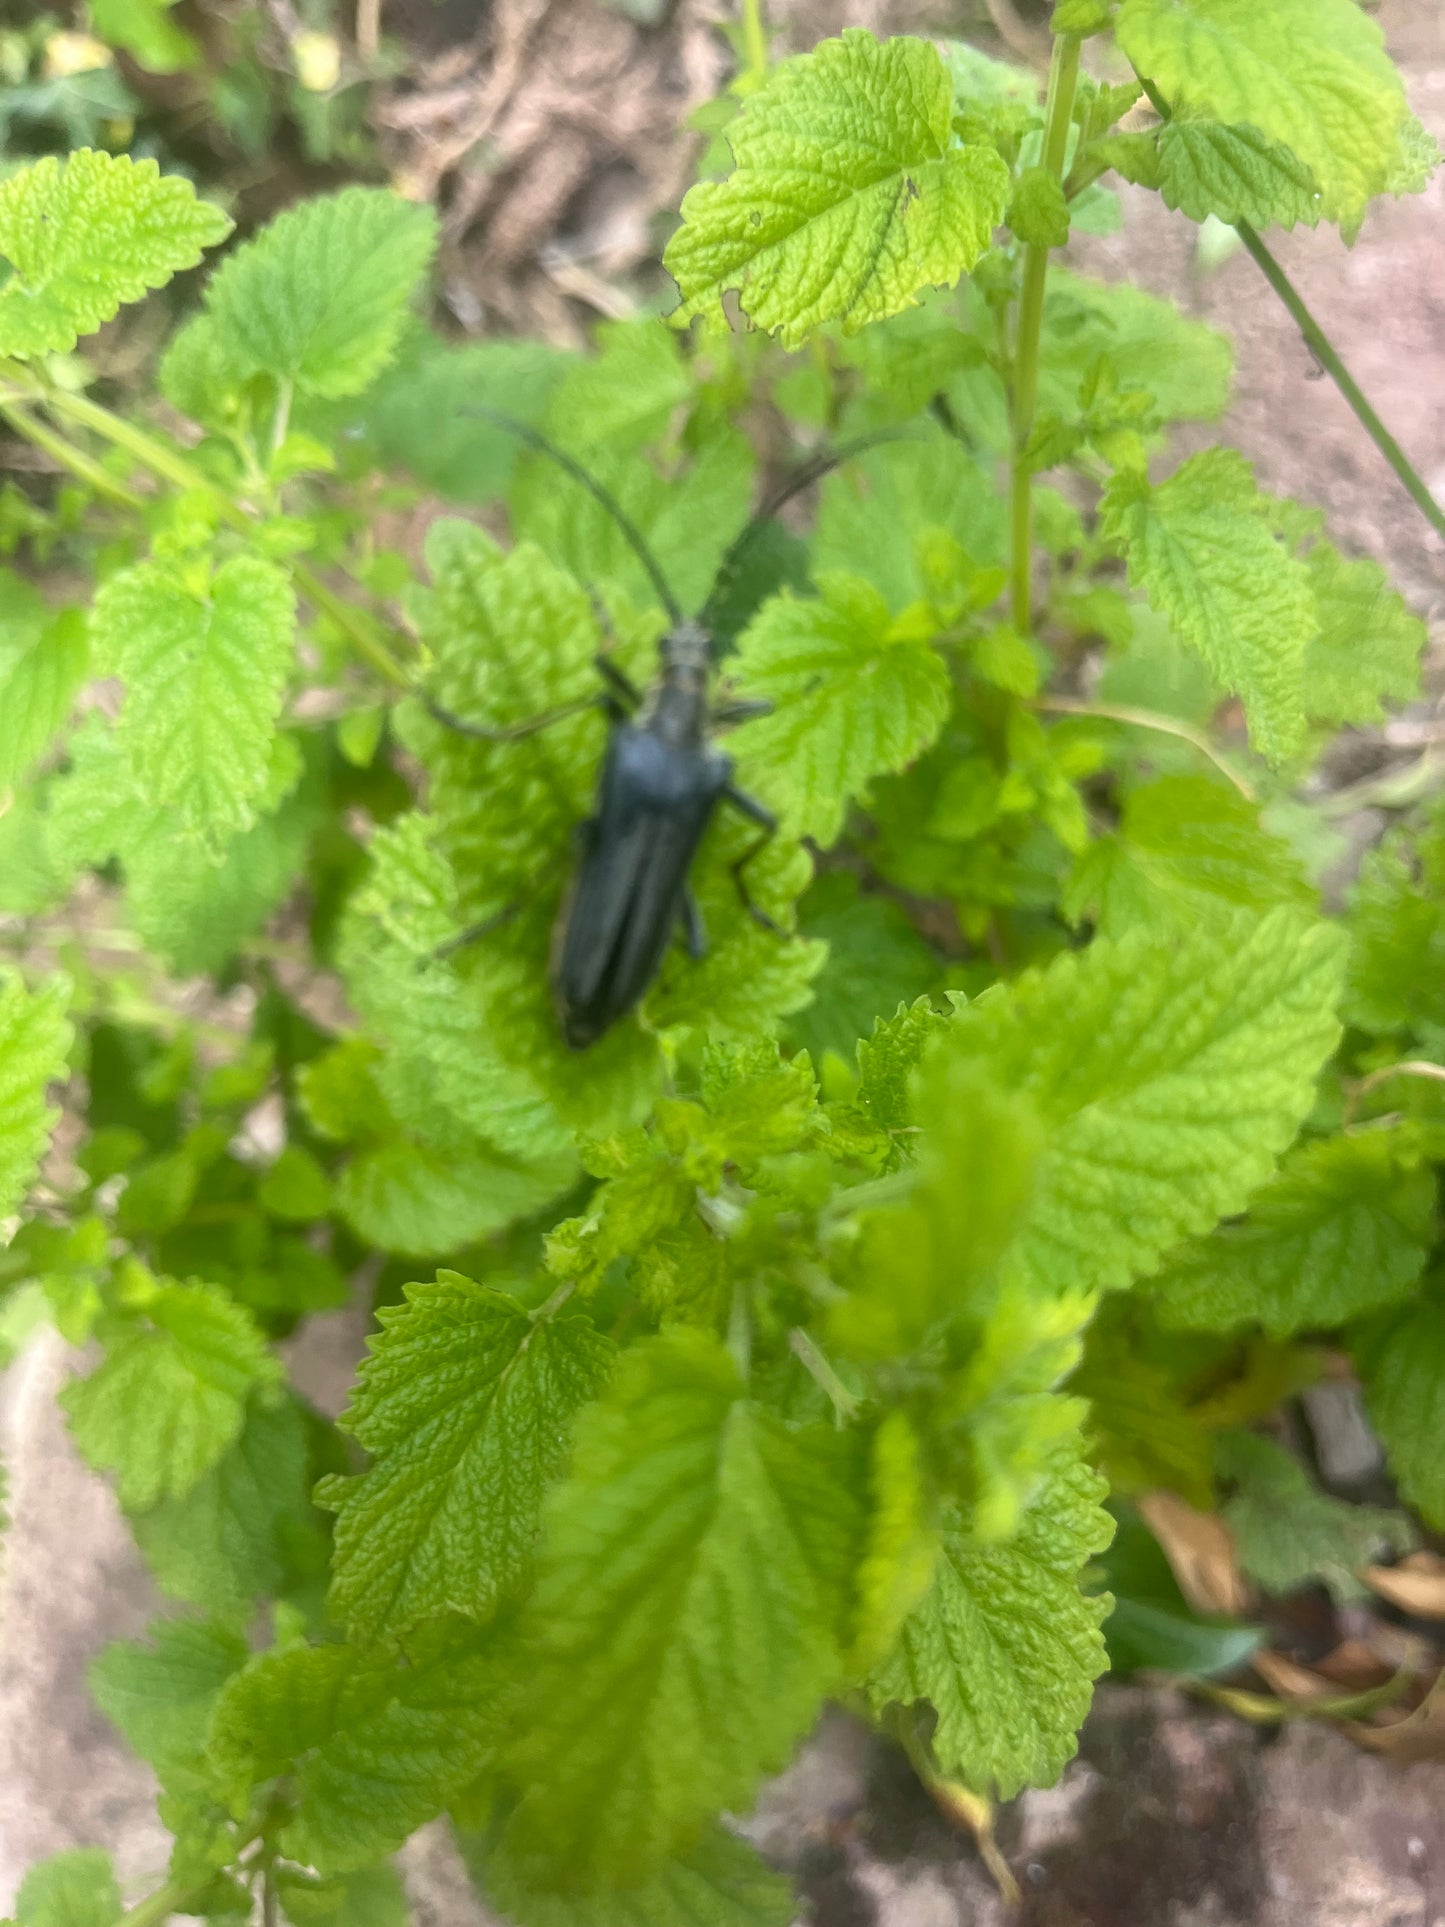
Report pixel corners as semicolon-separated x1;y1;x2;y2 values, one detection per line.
666;32;1009;348
0;150;230;356
1115;0;1410;226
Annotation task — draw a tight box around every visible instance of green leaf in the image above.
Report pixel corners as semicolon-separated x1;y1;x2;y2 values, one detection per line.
335;1135;571;1259
1114;0;1410;226
1101;451;1316;763
361;332;571;502
0;603;88;792
1039;271;1234;429
867;1434;1112;1798
831;1059;1044;1365
785;874;939;1069
1216;1430;1414;1603
666;31;1009;347
128;750;319;975
1064;775;1314;938
1354;1292;1445;1530
63;1282;281;1509
90;1617;249;1779
1301;542;1425;727
507;1329;863;1887
207;1620;519;1874
1009;165;1069;248
1075;1342;1215;1510
88;0;199;73
728;574;950;845
0;970;71;1223
545;319;693;453
93;555;295;844
1343;804;1445;1040
321;1274;613;1643
469;1827;795;1927
811;433;1006;611
1157;119;1322;229
14;1849;121;1927
953;909;1345;1299
258;1145;332;1222
0;150;230;357
204;187;438;398
276;1864;409;1926
1148;1130;1433;1336
853;994;953;1137
130;1394;320;1614
1052;0;1116;32
1386;114;1442;199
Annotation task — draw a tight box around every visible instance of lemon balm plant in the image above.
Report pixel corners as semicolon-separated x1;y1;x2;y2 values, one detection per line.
1;1;1443;1920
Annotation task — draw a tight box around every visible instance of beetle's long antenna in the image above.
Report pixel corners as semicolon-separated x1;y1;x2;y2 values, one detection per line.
462;405;686;627
698;427;921;642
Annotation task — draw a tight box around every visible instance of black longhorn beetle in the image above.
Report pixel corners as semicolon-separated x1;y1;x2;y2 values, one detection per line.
423;411;902;1052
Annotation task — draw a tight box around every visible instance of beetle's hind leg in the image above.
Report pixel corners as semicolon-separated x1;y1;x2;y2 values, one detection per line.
679;887;707;960
721;785;786;937
422;901;521;965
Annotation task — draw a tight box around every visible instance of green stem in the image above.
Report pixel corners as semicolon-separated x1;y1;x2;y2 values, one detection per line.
727;1278;752;1382
1009;32;1082;636
788;1327;861;1424
1232;221;1445;543
0;369;412;689
0;399;144;510
269;375;294;465
1034;695;1255;800
118;1880;192;1927
1131;74;1445;547
739;0;768;85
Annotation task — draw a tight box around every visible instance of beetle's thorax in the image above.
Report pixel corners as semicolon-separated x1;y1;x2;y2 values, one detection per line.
647;619;711;748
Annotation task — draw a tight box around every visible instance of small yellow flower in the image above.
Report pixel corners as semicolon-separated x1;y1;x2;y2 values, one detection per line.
292;29;341;93
43;30;112;77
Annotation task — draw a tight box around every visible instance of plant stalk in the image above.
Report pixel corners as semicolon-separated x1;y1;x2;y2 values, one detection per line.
788;1327;861;1424
1034;695;1255;800
0;399;145;510
740;0;768;85
118;1879;192;1927
1231;221;1445;544
1131;74;1445;548
0;369;412;689
1009;31;1082;635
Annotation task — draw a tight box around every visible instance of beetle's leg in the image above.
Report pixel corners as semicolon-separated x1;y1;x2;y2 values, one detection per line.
426;902;520;964
679;886;707;960
721;785;785;936
422;694;598;741
586;588;645;712
595;654;644;711
712;697;773;726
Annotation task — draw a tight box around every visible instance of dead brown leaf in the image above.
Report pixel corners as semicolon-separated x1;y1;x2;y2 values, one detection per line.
1349;1671;1445;1762
1364;1552;1445;1620
1311;1638;1395;1692
1251;1650;1338;1702
1137;1490;1248;1616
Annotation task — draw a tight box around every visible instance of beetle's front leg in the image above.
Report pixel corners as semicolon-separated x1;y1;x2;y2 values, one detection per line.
712;697;773;726
721;784;785;937
422;694;599;742
585;587;645;713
